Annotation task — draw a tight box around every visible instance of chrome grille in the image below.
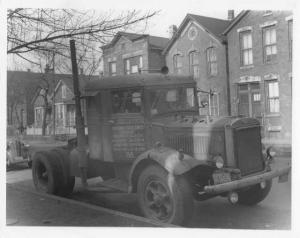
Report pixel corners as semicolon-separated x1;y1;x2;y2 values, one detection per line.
234;126;264;176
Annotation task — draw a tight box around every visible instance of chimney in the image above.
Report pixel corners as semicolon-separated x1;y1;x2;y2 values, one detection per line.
228;10;234;21
168;25;178;38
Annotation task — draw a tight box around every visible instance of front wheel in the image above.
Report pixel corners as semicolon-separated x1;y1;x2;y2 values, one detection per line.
137;165;194;226
237;180;272;206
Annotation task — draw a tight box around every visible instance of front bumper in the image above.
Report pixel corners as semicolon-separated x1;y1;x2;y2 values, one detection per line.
204;166;290;194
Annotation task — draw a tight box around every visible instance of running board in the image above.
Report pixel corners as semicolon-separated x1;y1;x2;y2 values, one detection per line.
86;178;129;193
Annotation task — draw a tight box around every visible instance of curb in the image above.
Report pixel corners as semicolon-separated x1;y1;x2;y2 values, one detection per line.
7;183;177;228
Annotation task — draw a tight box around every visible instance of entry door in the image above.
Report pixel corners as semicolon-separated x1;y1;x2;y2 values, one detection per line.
238;83;262;120
109;88;146;162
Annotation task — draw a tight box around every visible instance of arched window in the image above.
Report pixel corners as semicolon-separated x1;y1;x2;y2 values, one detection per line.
206;47;218;76
189;51;200;79
173;54;182;74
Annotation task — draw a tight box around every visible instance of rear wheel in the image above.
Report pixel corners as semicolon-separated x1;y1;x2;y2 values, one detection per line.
137;165;194;225
51;149;75;196
32;151;63;194
238;180;272;206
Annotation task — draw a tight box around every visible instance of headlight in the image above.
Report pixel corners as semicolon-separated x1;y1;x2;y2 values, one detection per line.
214;155;224;169
266;146;276;158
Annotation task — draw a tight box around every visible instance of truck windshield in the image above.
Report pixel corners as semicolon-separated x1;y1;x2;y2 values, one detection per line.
149;87;196;116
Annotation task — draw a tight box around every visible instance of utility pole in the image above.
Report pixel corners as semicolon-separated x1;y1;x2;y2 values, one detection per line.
52;51;56;137
70;39;88;187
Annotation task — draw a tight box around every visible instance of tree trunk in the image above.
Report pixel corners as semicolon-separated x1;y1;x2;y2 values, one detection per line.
42;96;49;136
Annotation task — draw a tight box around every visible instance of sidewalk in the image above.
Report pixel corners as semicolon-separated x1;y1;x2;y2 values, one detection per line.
6;183;172;227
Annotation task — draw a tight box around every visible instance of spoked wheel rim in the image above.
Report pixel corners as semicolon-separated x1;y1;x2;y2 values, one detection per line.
143;179;174;221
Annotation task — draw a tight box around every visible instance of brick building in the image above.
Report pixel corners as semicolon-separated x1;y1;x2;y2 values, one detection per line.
101;32;169;76
163;14;231;117
223;10;292;144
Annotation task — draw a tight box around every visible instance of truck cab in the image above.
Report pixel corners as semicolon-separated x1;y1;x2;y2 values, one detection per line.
32;74;290;225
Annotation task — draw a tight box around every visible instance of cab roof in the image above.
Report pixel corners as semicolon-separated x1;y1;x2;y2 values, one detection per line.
84;74;196;92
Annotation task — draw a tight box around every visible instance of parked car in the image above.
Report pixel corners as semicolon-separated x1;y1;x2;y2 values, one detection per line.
6;126;31;169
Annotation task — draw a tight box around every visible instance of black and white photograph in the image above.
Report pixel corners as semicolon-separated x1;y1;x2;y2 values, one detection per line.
1;0;298;236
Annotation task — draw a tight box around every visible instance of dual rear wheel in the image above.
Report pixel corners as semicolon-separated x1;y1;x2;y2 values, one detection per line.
32;149;75;197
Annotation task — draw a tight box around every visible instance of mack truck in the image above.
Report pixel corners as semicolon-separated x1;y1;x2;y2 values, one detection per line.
31;73;290;226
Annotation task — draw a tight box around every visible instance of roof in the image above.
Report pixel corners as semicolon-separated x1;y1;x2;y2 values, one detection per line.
10;71;100;104
222;10;250;35
101;31;169;50
163;14;231;55
84;74;196;92
148;35;169;49
57;74;99;93
188;14;231;39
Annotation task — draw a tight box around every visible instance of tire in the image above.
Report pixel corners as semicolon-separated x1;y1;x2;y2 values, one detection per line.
137;165;194;226
32;151;64;195
238;180;272;206
51;148;75;197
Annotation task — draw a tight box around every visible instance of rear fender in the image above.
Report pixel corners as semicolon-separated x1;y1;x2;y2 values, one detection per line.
128;146;207;193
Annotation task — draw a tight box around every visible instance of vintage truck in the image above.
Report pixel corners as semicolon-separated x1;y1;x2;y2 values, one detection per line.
31;74;290;225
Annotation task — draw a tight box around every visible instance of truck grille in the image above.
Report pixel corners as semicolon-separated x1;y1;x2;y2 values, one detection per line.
166;134;209;156
234;126;264;176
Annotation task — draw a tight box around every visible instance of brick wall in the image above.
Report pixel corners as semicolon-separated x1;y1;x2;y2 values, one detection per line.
148;49;166;72
165;22;229;116
102;36;149;76
226;11;292;142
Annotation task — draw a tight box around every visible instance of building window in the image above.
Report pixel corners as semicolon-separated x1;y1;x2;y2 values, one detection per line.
288;20;293;60
62;84;67;99
198;91;219;116
109;62;117;76
125;59;130;75
67;104;76;126
189;51;200;79
35;107;44;126
55;104;64;120
173;54;182;74
206;47;217;76
263;27;277;63
239;31;253;66
124;56;142;75
266;80;279;114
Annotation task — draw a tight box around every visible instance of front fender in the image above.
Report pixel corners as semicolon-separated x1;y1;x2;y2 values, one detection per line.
128;146;208;192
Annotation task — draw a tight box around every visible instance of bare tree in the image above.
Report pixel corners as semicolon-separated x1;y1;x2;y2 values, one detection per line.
7;8;158;135
7;8;158;72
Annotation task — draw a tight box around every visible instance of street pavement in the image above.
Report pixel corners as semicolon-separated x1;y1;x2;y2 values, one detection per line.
6;165;172;227
6;157;291;229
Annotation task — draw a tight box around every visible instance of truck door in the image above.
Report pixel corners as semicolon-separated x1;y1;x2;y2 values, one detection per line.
108;88;146;162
